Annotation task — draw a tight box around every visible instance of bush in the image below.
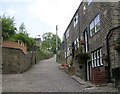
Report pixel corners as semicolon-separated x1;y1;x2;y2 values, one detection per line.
36;48;54;62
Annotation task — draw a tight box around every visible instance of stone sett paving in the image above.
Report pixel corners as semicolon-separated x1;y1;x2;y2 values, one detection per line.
2;56;119;93
2;56;82;92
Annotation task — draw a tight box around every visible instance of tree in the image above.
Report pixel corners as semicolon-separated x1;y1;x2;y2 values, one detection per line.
12;22;34;50
1;14;17;40
13;33;34;50
19;22;28;35
42;32;61;53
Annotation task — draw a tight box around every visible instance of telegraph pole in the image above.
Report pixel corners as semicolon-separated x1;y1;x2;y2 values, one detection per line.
56;25;58;54
56;25;58;62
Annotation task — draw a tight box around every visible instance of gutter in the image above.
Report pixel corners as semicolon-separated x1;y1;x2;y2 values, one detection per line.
106;26;120;82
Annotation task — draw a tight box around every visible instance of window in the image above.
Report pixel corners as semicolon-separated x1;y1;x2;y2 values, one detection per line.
67;47;70;57
100;49;103;66
74;13;78;27
65;51;66;58
74;40;77;50
83;4;86;14
90;14;100;37
95;15;100;32
94;52;97;67
97;50;100;66
77;38;79;48
90;21;95;36
74;38;79;50
88;0;92;5
91;48;103;68
91;53;94;67
66;29;70;38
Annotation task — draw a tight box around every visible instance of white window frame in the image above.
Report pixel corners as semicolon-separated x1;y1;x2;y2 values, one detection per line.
90;21;95;36
95;15;100;32
66;29;70;38
65;51;66;58
91;53;94;68
94;52;97;67
97;50;100;66
74;13;78;27
88;0;92;5
67;47;70;57
77;38;79;48
100;49;103;66
90;14;100;37
74;40;77;50
91;48;103;68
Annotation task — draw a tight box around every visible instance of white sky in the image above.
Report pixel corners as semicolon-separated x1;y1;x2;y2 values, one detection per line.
1;0;82;40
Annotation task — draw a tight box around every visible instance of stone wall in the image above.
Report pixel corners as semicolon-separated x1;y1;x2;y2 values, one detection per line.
2;47;31;73
57;50;66;64
2;41;27;54
2;41;33;74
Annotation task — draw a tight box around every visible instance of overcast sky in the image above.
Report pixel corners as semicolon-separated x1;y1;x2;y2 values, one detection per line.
0;0;82;40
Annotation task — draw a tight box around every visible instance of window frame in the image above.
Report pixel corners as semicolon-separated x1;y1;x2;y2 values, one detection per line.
90;14;100;37
67;47;70;57
74;13;78;27
66;28;70;38
95;15;100;32
88;0;92;5
91;48;103;68
91;53;94;68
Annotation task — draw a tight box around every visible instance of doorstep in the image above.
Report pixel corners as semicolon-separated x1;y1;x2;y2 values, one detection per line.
71;75;95;87
71;75;119;92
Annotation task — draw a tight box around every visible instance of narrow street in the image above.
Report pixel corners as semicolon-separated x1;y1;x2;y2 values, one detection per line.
2;56;82;92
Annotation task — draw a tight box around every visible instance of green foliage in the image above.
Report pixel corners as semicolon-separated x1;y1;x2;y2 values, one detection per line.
42;32;61;53
1;14;34;50
78;46;83;53
36;48;54;61
19;22;28;35
70;59;73;66
1;14;17;40
13;33;34;50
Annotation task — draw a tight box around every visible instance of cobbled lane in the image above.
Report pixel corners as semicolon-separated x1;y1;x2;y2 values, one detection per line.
2;56;82;92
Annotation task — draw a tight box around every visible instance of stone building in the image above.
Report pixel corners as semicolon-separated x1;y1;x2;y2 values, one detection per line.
34;38;42;48
62;1;120;86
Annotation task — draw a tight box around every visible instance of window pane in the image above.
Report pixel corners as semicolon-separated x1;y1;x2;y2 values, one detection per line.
76;40;78;48
91;27;95;36
95;22;100;32
65;52;66;58
94;52;97;67
66;29;70;38
90;21;95;36
74;14;78;27
100;49;103;66
88;0;92;5
90;21;94;30
74;40;76;50
97;50;100;66
76;14;78;24
95;15;100;32
95;15;100;25
91;53;94;67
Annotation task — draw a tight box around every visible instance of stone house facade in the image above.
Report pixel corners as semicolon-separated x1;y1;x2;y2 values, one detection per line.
62;1;120;85
64;9;80;65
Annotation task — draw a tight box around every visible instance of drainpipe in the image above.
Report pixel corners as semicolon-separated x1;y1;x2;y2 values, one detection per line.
106;26;120;83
